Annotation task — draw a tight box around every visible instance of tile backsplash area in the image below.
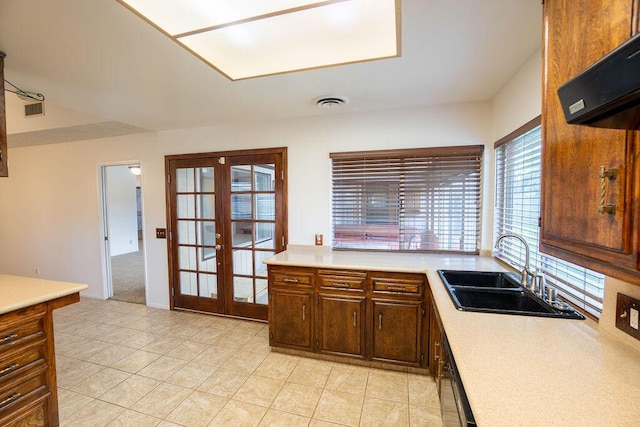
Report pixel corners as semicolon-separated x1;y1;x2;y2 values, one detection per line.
600;276;640;352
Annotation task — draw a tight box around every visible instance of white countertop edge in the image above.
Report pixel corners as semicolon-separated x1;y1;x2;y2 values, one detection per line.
0;274;88;315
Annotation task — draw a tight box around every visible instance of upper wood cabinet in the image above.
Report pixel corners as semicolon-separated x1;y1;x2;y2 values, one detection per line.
540;0;640;283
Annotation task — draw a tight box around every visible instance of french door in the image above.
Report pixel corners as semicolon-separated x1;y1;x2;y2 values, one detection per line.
166;148;286;320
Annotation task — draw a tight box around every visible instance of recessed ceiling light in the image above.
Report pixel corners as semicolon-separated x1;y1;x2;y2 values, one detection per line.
116;0;401;81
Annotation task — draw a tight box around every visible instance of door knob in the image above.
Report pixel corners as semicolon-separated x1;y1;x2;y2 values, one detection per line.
215;244;222;250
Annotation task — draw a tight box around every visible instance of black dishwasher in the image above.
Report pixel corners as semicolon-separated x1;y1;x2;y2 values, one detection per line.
441;335;476;427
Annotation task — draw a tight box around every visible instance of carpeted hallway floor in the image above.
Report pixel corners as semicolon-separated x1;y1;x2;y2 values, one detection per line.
111;248;146;304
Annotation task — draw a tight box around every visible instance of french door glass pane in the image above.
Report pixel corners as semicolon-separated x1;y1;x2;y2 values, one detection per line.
198;221;217;246
231;194;251;220
197;167;215;192
231;167;251;190
177;195;195;218
232;249;253;275
254;251;274;276
198;273;217;298
198;247;217;273
233;276;254;302
176;168;194;192
180;271;197;296
179;246;197;270
255;278;268;305
255;223;275;248
254;165;275;191
178;220;196;244
198;194;215;219
232;222;253;246
254;194;275;220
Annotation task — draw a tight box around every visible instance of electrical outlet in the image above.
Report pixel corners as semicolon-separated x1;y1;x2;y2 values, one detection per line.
616;293;640;341
35;267;40;275
315;233;323;245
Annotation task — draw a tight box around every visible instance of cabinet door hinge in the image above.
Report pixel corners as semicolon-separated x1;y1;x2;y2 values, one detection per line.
538;216;542;228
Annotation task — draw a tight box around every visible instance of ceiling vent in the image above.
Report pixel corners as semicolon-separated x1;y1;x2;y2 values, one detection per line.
315;96;348;108
24;102;44;118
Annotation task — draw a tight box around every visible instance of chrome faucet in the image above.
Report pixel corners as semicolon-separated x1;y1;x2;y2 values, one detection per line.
494;233;537;289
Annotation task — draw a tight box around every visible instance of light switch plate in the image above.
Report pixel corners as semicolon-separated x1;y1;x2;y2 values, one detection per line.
616;293;640;341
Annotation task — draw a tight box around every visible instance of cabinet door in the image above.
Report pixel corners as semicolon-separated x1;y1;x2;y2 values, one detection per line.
317;294;366;358
541;0;640;280
370;299;422;366
269;289;313;350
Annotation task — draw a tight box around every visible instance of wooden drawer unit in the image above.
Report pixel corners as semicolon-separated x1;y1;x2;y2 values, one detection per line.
317;269;366;292
0;366;48;423
0;306;45;351
270;267;315;289
0;341;47;385
370;272;425;297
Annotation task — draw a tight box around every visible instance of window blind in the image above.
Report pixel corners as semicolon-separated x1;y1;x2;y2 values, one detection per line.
331;146;483;253
494;123;605;318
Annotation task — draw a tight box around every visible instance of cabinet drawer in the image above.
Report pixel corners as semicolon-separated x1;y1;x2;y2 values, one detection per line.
371;274;425;296
0;367;48;419
0;340;47;384
270;267;315;288
318;270;367;291
0;306;45;353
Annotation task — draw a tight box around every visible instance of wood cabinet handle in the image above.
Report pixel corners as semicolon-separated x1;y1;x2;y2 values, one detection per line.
283;278;299;283
302;304;306;321
353;311;357;327
0;392;20;408
598;166;617;215
0;333;17;344
378;313;383;330
0;363;18;377
332;282;350;288
386;285;406;292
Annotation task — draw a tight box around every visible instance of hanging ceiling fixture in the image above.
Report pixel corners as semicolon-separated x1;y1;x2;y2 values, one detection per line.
116;0;400;81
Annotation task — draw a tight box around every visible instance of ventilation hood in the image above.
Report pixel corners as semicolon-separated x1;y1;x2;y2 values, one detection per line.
557;32;640;130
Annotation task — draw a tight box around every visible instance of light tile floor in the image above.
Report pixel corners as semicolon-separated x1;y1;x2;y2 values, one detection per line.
54;298;443;426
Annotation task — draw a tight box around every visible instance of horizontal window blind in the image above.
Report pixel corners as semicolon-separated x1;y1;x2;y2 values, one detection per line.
331;146;483;253
495;124;605;318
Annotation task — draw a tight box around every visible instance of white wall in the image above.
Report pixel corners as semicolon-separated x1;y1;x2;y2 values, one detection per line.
105;165;138;256
0;102;492;308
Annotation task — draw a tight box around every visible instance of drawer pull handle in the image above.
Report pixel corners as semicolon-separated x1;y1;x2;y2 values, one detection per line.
302;304;306;321
332;282;350;288
0;333;18;344
283;278;299;283
0;363;19;377
378;313;383;330
0;392;21;408
387;286;406;292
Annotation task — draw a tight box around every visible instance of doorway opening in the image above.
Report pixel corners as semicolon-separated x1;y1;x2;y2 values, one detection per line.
100;164;147;304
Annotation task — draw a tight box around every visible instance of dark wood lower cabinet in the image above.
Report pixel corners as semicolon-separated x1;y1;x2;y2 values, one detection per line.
317;294;366;358
371;299;422;366
268;265;429;369
269;289;313;351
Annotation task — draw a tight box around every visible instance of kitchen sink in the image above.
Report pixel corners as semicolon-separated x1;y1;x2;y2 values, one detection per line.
437;270;584;319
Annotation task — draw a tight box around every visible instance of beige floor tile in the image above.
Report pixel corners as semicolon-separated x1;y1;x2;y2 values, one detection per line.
366;369;409;403
408;374;440;410
209;399;267;427
57;389;93;420
60;399;125;426
55;354;81;373
157;422;183;427
409;405;443;427
254;353;299;380
214;331;255;349
313;389;364;427
325;364;369;395
192;344;237;366
308;420;343;427
164;390;228;427
224;351;267;374
101;326;141;344
271;382;323;417
288;359;333;388
110;349;161;373
120;331;161;349
142;336;185;354
86;343;137;366
107;409;162;426
197;368;249;397
233;375;285;407
69;367;131;398
131;382;192;418
137;355;188;381
234;320;266;335
259;409;311;426
67;338;113;360
99;374;161;408
162;324;203;340
241;335;272;354
190;328;227;345
57;361;104;389
165;340;210;361
165;361;218;388
360;397;410;426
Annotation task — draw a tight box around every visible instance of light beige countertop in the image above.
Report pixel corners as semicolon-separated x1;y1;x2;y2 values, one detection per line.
0;274;88;315
265;246;640;426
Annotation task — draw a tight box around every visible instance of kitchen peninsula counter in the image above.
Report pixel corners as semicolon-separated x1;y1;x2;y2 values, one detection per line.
265;246;640;426
0;274;87;425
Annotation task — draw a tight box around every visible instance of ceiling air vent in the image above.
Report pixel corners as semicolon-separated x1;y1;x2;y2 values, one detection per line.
24;102;44;117
314;96;348;108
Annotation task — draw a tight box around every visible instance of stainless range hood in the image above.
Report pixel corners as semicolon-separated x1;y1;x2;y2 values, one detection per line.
557;32;640;130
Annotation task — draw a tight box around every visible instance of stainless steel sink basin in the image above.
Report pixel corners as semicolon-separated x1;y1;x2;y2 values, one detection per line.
437;270;584;319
